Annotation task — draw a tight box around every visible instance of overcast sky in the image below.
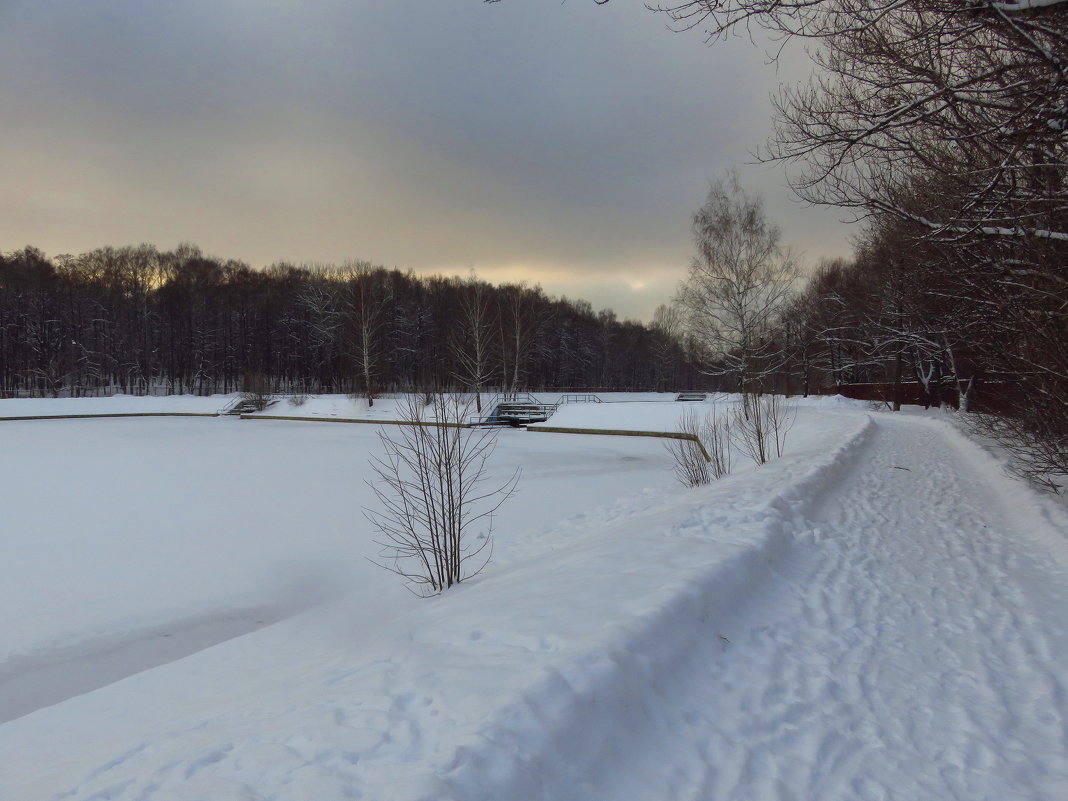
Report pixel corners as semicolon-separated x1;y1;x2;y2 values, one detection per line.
0;0;852;320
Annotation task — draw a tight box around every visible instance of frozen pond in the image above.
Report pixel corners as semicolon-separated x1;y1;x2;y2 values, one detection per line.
0;415;676;721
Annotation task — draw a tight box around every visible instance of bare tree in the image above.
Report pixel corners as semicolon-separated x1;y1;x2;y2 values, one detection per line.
450;277;497;412
345;262;393;407
743;0;1068;248
651;303;685;390
971;406;1068;492
299;274;345;389
498;283;547;396
364;394;520;595
299;262;394;404
675;174;799;397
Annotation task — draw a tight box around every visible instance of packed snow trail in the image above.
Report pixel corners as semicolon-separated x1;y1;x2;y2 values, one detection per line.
546;414;1068;801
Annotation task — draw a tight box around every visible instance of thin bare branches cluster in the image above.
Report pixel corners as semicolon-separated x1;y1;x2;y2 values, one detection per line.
704;407;734;478
645;0;1067;245
665;408;716;487
732;393;795;465
972;410;1068;490
667;396;794;487
364;395;520;596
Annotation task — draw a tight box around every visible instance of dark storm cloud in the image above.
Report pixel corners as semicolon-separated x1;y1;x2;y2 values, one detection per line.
0;0;850;319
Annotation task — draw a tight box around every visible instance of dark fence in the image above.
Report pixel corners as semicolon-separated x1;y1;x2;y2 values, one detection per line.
834;381;1020;415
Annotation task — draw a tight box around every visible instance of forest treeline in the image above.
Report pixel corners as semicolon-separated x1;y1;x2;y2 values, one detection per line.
0;244;703;398
766;211;1066;484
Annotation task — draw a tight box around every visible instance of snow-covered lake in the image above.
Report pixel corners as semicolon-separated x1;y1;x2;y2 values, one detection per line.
0;409;685;668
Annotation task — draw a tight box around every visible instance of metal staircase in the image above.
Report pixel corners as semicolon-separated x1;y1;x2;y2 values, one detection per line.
220;396;276;415
470;392;603;427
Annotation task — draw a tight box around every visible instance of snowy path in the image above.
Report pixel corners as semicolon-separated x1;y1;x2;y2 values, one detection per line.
578;414;1068;801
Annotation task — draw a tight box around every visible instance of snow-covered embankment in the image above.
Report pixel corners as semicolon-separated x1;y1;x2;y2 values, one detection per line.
417;410;873;800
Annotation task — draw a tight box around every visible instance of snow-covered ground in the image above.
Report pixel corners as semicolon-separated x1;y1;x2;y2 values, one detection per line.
0;394;237;418
3;395;1068;800
248;391;680;424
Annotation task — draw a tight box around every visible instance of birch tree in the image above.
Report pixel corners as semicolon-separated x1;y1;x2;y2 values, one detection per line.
325;262;395;407
674;174;799;396
450;277;497;412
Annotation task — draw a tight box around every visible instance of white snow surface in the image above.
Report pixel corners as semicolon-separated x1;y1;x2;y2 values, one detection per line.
252;392;683;424
256;391;868;432
534;396;732;433
0;394;237;418
3;397;1068;800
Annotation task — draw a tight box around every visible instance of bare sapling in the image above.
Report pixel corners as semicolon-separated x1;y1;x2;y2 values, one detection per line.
702;409;733;480
732;393;795;465
732;394;769;465
766;393;795;458
364;394;520;596
665;408;711;487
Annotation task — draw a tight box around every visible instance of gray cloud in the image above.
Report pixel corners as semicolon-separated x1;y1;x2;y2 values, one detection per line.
0;0;851;320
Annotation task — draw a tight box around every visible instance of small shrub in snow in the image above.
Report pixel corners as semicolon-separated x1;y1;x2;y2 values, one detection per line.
666;409;713;488
667;408;734;488
767;394;795;459
702;410;733;480
732;394;795;465
365;394;520;595
288;393;309;408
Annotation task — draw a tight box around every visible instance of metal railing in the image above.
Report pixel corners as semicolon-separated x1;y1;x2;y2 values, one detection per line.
558;393;603;405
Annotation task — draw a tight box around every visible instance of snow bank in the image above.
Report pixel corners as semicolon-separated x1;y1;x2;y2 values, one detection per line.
250;392;678;423
0;393;237;418
533;393;870;434
425;412;874;801
0;392;864;424
530;396;737;434
902;414;1068;569
792;393;871;410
